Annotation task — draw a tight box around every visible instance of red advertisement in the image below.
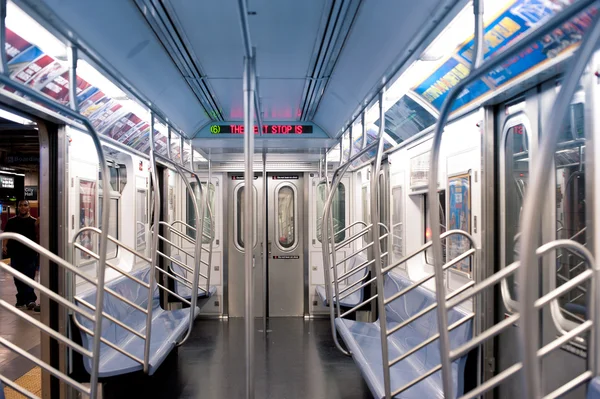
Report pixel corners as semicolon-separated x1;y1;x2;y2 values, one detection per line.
5;29;32;62
12;54;54;84
117;120;147;144
27;60;67;90
108;113;142;140
40;71;91;105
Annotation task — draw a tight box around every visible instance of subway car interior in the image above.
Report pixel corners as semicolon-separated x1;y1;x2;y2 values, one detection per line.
0;0;599;398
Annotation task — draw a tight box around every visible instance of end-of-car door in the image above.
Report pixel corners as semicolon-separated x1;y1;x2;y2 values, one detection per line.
268;174;304;317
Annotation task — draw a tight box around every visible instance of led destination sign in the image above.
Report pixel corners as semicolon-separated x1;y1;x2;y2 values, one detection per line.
210;124;313;135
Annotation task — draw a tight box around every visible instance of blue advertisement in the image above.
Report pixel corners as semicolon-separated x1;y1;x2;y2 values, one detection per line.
448;173;471;275
413;0;599;112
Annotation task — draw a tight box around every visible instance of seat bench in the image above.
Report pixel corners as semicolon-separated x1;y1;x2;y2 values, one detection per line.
336;273;472;398
316;254;368;308
74;267;198;378
588;377;600;399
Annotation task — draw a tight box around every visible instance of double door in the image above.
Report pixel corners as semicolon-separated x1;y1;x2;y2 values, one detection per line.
228;173;304;317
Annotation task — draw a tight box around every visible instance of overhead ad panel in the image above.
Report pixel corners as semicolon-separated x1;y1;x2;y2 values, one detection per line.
413;0;599;112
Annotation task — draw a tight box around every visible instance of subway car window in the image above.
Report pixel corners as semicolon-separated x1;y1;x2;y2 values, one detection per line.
504;122;529;300
362;185;371;243
277;185;295;249
136;189;147;251
391;185;404;261
186;182;215;243
98;162;125;260
316;182;346;243
424;191;446;265
555;97;587;323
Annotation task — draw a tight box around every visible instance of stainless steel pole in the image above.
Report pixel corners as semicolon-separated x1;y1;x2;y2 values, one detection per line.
0;0;7;75
243;55;256;399
518;12;600;398
370;92;390;398
68;46;78;112
262;150;267;334
145;114;159;374
472;0;485;69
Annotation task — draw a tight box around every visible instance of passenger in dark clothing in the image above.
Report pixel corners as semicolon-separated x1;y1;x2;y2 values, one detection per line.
2;200;39;310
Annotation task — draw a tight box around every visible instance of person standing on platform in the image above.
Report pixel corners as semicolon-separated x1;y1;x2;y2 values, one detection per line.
2;199;39;311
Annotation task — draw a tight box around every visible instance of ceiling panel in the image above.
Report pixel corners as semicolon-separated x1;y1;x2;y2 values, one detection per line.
248;0;327;78
208;78;243;120
314;0;464;136
166;0;243;78
20;0;209;136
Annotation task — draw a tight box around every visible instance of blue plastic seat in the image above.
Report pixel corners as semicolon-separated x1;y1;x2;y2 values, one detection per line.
336;273;472;398
588;377;600;398
169;255;216;300
316;254;368;308
0;380;5;399
74;267;198;378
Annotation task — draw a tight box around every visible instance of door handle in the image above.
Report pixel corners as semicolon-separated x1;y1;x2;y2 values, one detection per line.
268;241;272;254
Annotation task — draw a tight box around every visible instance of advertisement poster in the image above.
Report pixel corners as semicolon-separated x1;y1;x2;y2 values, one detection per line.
79;179;97;261
448;173;471;275
413;0;598;112
40;71;91;105
410;151;430;189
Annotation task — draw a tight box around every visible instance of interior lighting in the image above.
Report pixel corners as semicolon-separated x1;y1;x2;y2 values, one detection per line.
6;1;66;58
0;108;34;125
77;60;127;100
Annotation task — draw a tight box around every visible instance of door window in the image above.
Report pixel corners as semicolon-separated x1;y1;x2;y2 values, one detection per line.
276;185;296;250
502;119;530;305
316;182;346;243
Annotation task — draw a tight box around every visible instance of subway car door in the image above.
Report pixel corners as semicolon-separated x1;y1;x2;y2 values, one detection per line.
227;174;264;317
267;174;304;317
495;87;539;398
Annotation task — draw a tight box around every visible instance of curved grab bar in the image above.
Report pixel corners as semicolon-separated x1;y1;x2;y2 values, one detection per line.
424;2;599;396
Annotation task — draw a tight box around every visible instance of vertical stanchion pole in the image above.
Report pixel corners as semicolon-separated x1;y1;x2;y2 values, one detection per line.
262;150;267;334
68;46;78;112
0;0;8;75
370;92;390;398
361;112;367;150
167;127;172;160
180;136;185;166
243;54;256;399
146;114;159;374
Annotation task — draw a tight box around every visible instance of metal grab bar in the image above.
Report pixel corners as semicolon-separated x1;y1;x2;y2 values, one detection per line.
382;229;475;274
0;59;113;397
421;1;599;397
171;220;212;240
149;120;203;348
0;233;105;398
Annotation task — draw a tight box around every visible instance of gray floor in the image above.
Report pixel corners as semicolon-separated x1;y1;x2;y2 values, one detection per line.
0;267;41;381
102;317;373;399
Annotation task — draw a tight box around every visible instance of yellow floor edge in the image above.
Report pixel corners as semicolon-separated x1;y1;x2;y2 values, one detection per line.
3;367;41;399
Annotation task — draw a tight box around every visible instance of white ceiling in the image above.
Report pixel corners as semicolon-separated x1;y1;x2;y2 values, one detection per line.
17;0;466;147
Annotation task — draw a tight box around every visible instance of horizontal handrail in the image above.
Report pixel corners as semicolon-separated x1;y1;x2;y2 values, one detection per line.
171;220;212;240
157;250;209;282
382;230;475;274
156;235;195;259
338;277;377;301
73;227;152;264
159;221;196;245
386;281;475;337
0;261;95;322
334;225;372;249
73;243;151;289
156;282;193;306
384;249;476;306
338;258;375;281
72;318;145;365
0;337;90;396
340;294;378;318
0;300;92;359
389;312;474;368
75;296;146;340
